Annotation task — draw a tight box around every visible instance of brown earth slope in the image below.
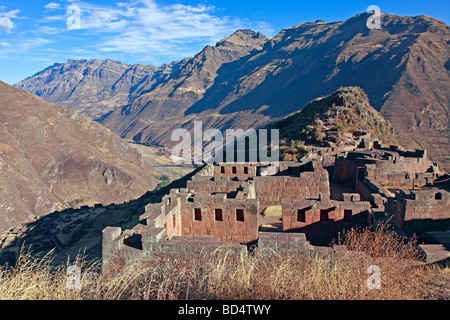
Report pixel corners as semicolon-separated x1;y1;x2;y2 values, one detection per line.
0;81;157;232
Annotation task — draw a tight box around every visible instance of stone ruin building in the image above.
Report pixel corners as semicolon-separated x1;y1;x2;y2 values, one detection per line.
333;141;449;234
102;138;450;270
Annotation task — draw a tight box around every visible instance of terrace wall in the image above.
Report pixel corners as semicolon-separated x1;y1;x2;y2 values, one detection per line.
281;197;371;246
141;189;259;244
333;147;438;188
386;189;450;234
254;171;330;209
179;194;259;243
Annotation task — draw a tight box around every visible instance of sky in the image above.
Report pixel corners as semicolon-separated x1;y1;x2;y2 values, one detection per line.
0;0;448;85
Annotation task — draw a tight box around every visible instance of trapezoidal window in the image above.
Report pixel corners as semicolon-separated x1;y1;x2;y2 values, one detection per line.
215;209;223;221
236;209;245;222
297;209;306;222
194;208;202;221
435;192;442;200
320;210;329;222
343;210;352;222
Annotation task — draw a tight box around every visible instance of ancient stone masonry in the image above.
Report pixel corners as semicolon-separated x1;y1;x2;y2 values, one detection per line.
282;196;371;231
332;138;449;236
386;189;450;234
102;160;376;270
334;142;440;189
188;162;330;211
102;139;449;270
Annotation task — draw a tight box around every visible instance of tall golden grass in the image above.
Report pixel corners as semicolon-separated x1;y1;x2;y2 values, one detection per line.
0;225;447;300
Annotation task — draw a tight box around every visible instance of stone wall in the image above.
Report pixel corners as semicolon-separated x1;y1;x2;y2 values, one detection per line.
281;196;371;245
187;179;250;194
213;163;258;177
188;162;330;213
333;155;364;187
355;174;390;206
333;146;439;188
102;225;246;273
365;164;439;189
210;162;313;178
386;189;450;235
254;171;330;209
258;232;313;254
102;226;354;273
282;196;371;230
140;188;259;244
180;193;259;243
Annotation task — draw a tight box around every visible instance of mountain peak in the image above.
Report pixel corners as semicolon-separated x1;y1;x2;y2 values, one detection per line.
216;29;269;48
268;86;395;159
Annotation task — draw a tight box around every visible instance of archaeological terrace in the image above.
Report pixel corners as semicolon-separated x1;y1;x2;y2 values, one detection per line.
102;138;450;270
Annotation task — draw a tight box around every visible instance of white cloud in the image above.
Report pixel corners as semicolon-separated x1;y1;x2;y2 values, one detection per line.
0;8;20;33
0;17;14;32
2;9;20;18
44;2;61;10
0;37;54;60
40;26;61;34
41;14;66;22
42;0;273;57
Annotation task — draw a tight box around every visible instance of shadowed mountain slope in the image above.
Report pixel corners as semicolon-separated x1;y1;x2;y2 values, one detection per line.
0;81;157;232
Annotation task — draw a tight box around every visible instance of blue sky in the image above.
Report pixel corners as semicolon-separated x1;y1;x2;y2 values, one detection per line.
0;0;448;85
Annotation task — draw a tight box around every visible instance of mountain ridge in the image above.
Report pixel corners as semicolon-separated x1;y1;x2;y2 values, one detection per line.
14;12;450;169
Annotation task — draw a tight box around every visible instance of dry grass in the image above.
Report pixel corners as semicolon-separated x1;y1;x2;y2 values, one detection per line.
262;206;283;217
0;226;448;300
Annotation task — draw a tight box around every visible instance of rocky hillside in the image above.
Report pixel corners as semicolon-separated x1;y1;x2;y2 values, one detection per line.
0;81;157;232
14;59;159;119
15;13;450;169
267;87;395;160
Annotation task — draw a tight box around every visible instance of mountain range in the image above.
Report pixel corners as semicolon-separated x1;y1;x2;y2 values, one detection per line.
15;12;450;169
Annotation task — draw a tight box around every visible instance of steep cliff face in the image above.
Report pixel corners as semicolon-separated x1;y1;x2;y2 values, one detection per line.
0;81;157;232
15;13;450;169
